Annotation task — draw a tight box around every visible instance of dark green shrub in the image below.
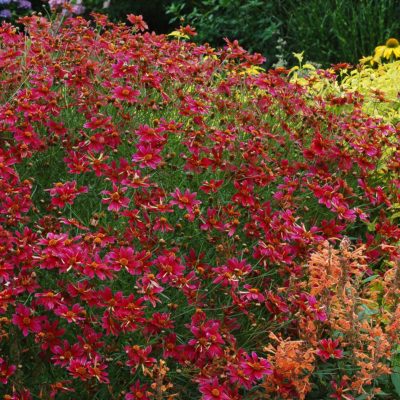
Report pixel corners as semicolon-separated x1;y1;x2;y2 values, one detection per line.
167;0;400;67
285;0;400;66
167;0;282;64
83;0;176;32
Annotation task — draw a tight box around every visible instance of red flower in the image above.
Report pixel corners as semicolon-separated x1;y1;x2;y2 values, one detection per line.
240;351;272;381
87;357;109;383
67;357;91;381
47;181;88;208
113;86;140;104
127;14;148;32
153;253;185;284
198;377;230;400
213;257;252;288
227;363;253;390
55;303;86;323
152;216;174;232
132;144;163;169
0;358;16;384
84;116;111;130
12;304;42;337
49;380;75;399
51;340;85;367
317;339;343;362
0;150;17;179
63;151;90;174
189;318;225;359
34;291;62;310
170;188;201;212
200;208;224;232
125;382;151;400
238;285;265;303
125;345;156;372
35;319;65;351
199;179;223;194
101;184;130;212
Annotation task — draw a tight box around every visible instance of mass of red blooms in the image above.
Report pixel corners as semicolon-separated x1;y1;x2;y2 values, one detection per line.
0;12;399;400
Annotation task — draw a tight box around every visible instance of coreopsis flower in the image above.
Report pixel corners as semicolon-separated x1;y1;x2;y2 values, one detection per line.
0;150;17;179
34;291;62;310
113;86;140;104
213;257;252;288
0;262;13;283
199;179;223;194
132;144;163;169
170;188;201;212
227;363;253;389
240;351;273;381
189;319;225;358
54;303;86;323
49;380;75;399
127;14;148;32
373;38;400;63
152;216;173;232
101;184;130;212
198;377;230;400
67;357;92;381
47;181;88;208
125;382;151;400
153;253;185;284
0;358;16;384
35;319;65;351
87;357;109;383
13;127;42;149
51;340;85;367
11;304;43;337
125;345;156;372
316;339;343;362
238;285;265;303
82;254;116;280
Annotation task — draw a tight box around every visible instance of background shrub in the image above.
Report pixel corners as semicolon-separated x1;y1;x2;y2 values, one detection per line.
167;0;400;67
167;0;282;60
285;0;400;66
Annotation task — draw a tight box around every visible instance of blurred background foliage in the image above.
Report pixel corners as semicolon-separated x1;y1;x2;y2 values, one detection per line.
3;0;400;68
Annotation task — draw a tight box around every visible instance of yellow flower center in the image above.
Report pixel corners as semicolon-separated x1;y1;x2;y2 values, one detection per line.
386;38;399;48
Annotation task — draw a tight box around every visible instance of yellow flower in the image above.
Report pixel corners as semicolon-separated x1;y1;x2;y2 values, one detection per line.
373;38;400;63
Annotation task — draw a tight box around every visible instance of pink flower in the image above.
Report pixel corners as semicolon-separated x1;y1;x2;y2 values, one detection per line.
67;357;91;381
198;377;230;400
127;14;148;32
55;303;86;323
317;339;343;362
125;382;150;400
170;188;201;212
0;358;16;384
113;86;140;104
12;304;42;337
153;253;185;283
101;184;130;212
213;257;252;288
125;345;156;372
47;181;88;208
240;351;272;381
132;144;163;169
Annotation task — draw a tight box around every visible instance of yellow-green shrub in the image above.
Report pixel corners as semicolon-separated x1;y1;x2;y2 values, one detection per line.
341;61;400;124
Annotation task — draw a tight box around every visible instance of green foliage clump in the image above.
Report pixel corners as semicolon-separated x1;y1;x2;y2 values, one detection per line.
286;0;400;66
342;61;400;123
168;0;400;68
167;0;282;62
